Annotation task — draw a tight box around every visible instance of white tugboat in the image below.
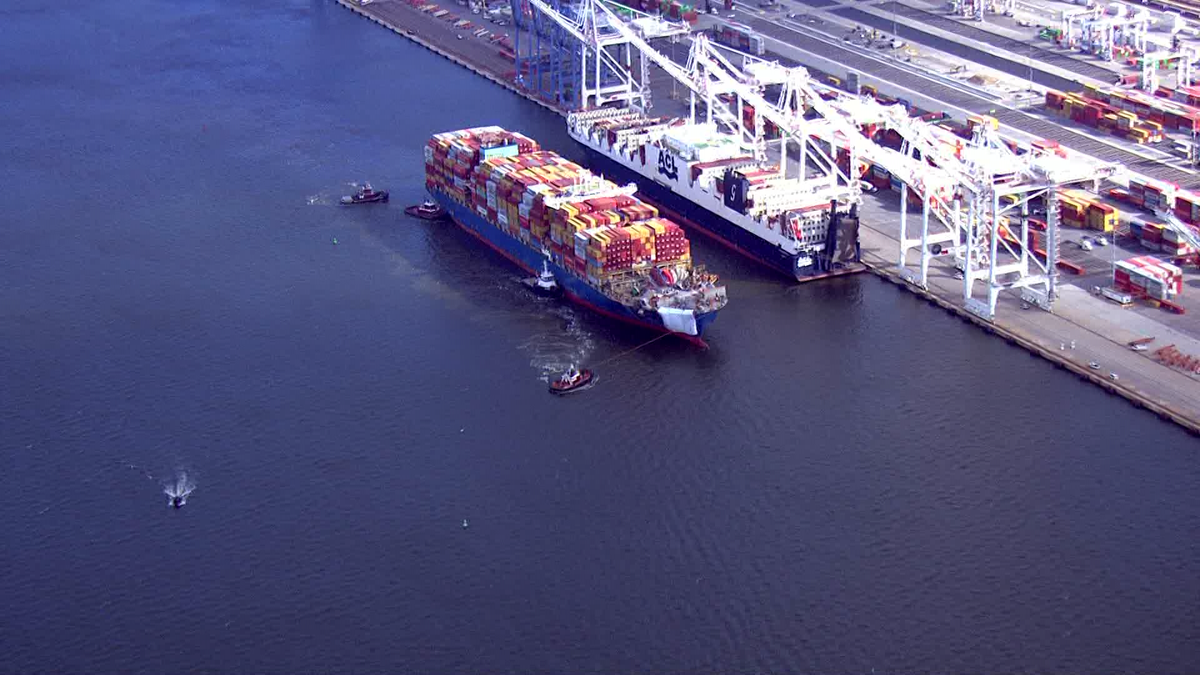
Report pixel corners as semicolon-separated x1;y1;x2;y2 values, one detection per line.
521;254;561;297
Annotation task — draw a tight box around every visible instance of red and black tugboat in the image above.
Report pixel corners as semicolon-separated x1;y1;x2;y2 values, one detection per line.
340;182;389;205
404;199;448;220
549;365;594;395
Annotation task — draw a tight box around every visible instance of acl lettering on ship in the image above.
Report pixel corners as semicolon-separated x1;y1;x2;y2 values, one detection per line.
656;147;679;181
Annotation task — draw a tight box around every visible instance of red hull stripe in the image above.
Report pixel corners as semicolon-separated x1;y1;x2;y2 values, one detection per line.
446;212;708;349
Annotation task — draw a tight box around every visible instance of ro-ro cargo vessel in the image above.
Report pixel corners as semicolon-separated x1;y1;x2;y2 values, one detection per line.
567;108;862;281
424;126;728;342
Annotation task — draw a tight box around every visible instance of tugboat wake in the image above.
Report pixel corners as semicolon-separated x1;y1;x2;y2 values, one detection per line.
164;472;195;509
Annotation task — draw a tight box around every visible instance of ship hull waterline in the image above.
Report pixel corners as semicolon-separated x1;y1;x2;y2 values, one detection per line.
578;146;866;283
430;189;720;347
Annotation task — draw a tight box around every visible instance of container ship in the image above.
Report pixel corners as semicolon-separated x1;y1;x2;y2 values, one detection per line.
566;108;862;281
424;126;728;342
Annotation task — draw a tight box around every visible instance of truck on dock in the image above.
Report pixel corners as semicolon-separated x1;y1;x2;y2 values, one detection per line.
1101;286;1134;306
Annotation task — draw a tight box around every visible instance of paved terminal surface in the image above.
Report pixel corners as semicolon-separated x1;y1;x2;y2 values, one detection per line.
830;2;1115;87
856;192;1200;428
346;0;561;105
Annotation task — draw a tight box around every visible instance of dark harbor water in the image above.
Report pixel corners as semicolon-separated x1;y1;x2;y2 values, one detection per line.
1;2;1198;673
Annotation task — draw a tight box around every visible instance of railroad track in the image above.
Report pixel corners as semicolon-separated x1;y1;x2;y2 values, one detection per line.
830;3;1116;88
741;15;1200;189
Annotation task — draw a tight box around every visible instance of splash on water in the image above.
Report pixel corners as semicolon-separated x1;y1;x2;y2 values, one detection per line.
164;471;196;507
517;305;595;383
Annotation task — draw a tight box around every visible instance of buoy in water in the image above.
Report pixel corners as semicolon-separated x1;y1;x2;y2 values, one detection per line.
462;519;469;529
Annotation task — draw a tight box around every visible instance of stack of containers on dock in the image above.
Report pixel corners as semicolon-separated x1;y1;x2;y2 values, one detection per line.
1056;191;1088;229
1138;177;1173;213
1161;191;1200;254
1114;256;1184;300
1087;84;1194;133
1161;224;1199;257
1140;222;1164;251
1161;83;1200;108
1174;191;1200;224
1056;189;1118;231
1044;89;1167;142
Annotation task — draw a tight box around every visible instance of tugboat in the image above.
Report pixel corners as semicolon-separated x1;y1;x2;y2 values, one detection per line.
340;183;389;205
549;366;594;395
404;199;448;220
521;258;561;297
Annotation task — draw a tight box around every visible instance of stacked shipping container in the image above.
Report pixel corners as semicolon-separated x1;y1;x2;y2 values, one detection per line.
1113;256;1184;300
425;127;698;285
1044;89;1166;144
1129;220;1198;257
1057;189;1118;232
711;21;765;56
1089;84;1200;134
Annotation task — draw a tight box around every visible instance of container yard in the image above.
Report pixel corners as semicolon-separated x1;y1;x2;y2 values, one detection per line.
710;20;765;56
333;0;1200;434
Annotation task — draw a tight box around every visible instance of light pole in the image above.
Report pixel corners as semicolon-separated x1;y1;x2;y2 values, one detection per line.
1027;39;1035;95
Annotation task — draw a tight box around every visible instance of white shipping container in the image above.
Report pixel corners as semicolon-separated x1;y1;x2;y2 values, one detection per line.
1143;285;1168;300
1143;276;1166;291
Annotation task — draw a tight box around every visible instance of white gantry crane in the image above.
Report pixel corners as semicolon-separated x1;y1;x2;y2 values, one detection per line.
527;0;1121;319
1060;5;1150;62
517;0;689;110
853;100;1120;318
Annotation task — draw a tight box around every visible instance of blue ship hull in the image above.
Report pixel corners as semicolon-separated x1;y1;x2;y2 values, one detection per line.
430;189;721;343
580;147;863;282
